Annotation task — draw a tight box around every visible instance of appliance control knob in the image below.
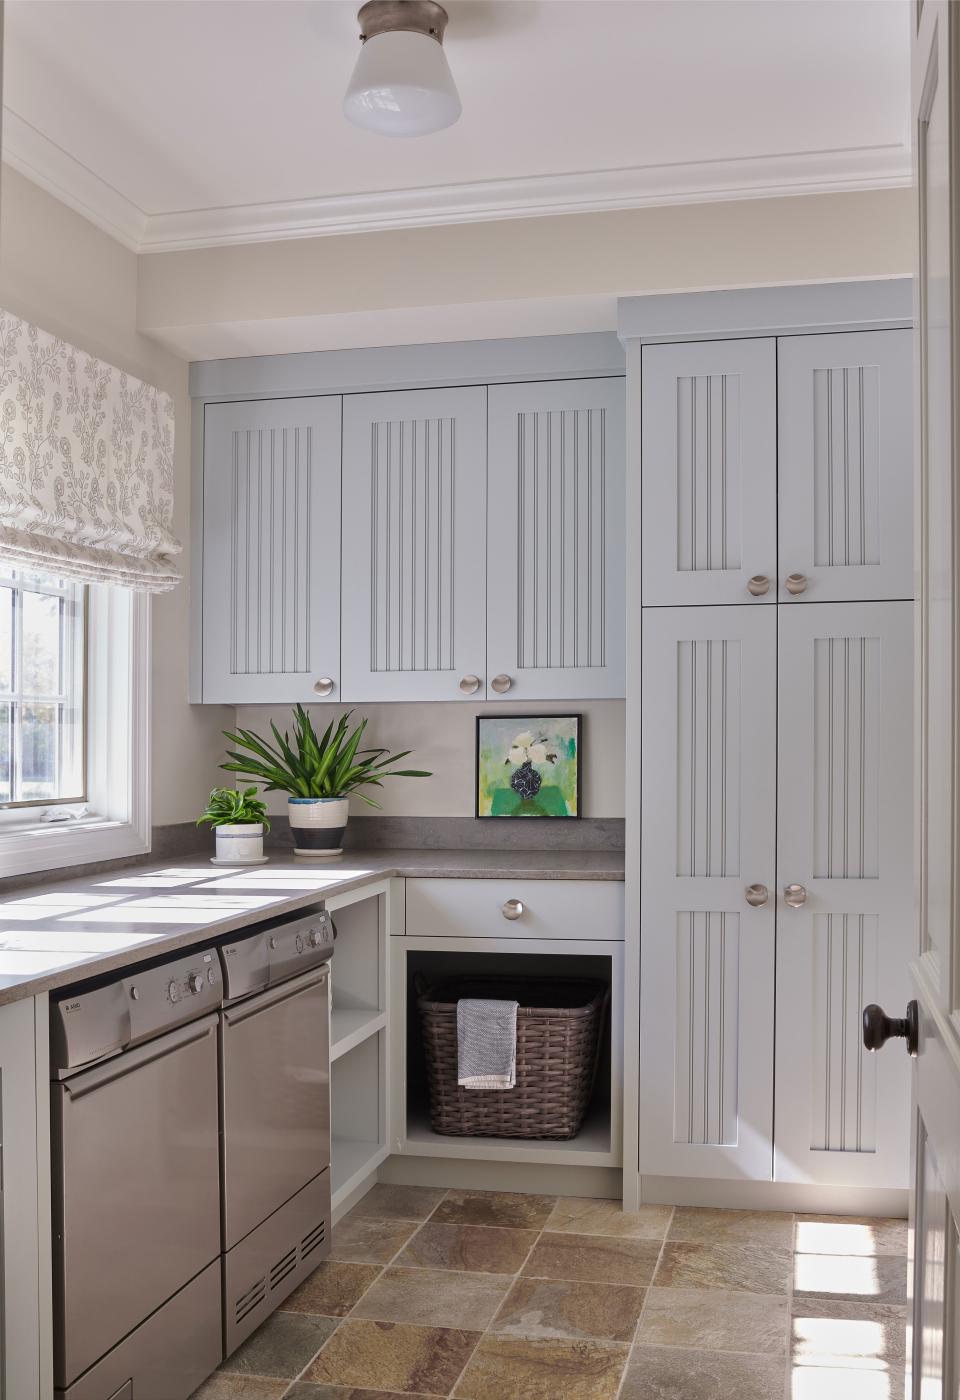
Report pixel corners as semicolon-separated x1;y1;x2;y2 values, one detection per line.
296;932;304;953
308;927;322;948
187;973;204;995
168;979;180;1003
206;968;216;985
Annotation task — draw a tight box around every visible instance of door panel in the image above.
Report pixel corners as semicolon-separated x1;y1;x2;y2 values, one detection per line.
775;603;913;1186
641;338;777;606
640;605;776;1179
486;378;625;699
778;330;913;603
341;386;486;701
202;396;342;704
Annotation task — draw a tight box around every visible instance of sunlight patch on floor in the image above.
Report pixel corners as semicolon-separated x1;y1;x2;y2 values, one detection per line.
791;1366;899;1399
794;1253;883;1298
795;1220;887;1256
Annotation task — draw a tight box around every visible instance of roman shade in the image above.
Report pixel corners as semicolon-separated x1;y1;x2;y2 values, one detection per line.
0;310;181;592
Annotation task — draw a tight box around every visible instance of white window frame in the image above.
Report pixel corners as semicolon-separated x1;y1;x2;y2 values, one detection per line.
0;586;150;878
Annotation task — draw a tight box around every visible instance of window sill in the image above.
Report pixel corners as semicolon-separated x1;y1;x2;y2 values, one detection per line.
0;816;150;880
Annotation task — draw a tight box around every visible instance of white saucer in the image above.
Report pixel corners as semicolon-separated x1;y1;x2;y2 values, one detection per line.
209;855;270;866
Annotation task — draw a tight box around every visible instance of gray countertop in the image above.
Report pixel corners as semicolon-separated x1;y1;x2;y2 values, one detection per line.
0;847;624;1007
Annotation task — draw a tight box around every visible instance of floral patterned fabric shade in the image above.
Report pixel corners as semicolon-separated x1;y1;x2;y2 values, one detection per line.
0;310;181;591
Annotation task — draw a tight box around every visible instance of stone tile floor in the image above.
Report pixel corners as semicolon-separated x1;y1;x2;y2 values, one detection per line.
190;1186;909;1399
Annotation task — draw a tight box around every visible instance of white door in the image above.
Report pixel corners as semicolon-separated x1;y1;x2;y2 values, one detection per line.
775;602;913;1188
897;5;960;1395
778;330;914;603
639;605;777;1180
341;386;487;702
641;338;777;607
202;396;342;704
486;378;625;700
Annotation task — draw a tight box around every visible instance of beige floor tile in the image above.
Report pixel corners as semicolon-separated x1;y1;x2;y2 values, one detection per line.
620;1344;787;1400
430;1189;557;1230
792;1297;908;1365
351;1266;513;1329
395;1221;539;1274
285;1386;445;1399
305;1318;481;1394
790;1363;905;1399
452;1334;629;1400
220;1312;339;1378
328;1215;419;1265
282;1262;382;1317
637;1287;790;1354
188;1377;286;1400
346;1185;448;1223
520;1232;661;1286
792;1252;908;1305
544;1198;672;1240
654;1241;792;1294
668;1207;794;1249
490;1276;644;1343
794;1216;909;1258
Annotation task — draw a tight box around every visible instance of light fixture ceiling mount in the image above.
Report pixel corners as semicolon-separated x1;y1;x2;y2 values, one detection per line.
344;0;462;138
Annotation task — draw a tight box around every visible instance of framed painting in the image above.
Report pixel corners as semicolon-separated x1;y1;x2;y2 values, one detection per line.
475;714;582;819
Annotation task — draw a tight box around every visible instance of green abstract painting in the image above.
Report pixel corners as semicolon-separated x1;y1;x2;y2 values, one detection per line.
476;715;581;819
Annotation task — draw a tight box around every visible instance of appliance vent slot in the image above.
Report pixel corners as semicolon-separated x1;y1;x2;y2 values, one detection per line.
301;1220;326;1261
270;1246;298;1290
235;1276;267;1323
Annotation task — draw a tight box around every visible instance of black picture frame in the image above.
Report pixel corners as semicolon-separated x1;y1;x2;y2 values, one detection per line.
475;713;582;819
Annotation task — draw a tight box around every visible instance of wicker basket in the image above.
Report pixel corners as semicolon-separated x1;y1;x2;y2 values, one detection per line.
415;975;609;1140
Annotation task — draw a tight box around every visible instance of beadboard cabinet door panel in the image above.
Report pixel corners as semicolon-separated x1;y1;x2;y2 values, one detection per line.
202;396;342;704
640;605;777;1180
777;330;913;603
341;387;487;702
641;339;777;607
486;378;625;699
774;602;912;1188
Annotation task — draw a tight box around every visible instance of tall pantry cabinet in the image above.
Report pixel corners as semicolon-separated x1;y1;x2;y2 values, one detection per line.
621;281;916;1202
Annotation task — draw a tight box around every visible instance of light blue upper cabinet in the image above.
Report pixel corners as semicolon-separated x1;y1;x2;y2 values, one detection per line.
486;378;626;700
340;386;487;702
201;396;342;705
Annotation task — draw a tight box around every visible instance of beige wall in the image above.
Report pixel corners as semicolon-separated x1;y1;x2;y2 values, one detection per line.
0;165;229;826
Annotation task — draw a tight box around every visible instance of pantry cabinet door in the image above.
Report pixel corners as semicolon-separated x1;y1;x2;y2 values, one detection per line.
640;605;777;1180
778;330;913;603
641;339;777;607
774;602;912;1187
486;378;625;700
341;387;487;702
202;396;342;704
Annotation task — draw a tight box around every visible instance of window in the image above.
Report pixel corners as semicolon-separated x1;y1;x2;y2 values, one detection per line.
0;568;86;807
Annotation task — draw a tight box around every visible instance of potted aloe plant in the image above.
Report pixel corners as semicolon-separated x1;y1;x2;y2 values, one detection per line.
197;786;271;864
221;706;430;855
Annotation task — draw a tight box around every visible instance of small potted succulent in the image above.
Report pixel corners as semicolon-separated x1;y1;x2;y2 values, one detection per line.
197;786;271;864
221;706;430;855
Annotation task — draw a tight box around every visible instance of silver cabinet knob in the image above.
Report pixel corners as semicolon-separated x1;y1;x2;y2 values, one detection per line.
747;575;771;597
313;677;335;696
745;883;769;907
785;574;808;596
784;883;808;908
501;898;524;921
459;675;481;695
491;674;513;694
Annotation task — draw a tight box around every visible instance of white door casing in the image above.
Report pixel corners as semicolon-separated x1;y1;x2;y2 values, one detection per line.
486;378;626;700
778;330;914;604
202;396;342;704
341;386;487;702
639;605;777;1180
775;602;913;1188
641;338;777;607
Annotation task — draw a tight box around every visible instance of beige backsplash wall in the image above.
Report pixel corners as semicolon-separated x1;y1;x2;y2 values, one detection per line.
232;701;626;819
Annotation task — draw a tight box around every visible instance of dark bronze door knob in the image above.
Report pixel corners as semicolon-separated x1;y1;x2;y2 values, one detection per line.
862;1000;919;1057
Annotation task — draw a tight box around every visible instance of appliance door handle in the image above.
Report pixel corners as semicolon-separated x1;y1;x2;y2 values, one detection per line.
222;965;329;1026
62;1015;219;1100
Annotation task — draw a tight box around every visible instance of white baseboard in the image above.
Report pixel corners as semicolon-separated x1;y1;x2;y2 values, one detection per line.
639;1174;909;1218
379;1155;623;1200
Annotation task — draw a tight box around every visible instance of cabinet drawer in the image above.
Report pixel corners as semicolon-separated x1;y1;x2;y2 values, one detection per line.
405;878;623;941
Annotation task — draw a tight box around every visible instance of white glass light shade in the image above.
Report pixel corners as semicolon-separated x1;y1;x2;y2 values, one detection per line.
344;30;461;136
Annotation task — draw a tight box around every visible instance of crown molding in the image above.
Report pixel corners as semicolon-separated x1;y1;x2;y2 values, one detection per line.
2;107;910;255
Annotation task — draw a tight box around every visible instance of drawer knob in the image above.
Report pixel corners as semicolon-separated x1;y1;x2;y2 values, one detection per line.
784;883;808;908
491;674;513;694
501;898;524;921
747;575;770;597
745;883;769;907
313;677;335;696
459;674;481;695
785;573;808;596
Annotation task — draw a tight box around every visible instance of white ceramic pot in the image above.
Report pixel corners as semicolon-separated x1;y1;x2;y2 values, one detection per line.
214;823;264;863
287;797;349;855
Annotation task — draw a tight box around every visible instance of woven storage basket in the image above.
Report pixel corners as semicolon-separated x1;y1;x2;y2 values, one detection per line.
415;975;609;1139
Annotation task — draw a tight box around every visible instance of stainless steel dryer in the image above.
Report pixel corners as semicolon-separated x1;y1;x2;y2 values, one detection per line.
218;906;334;1355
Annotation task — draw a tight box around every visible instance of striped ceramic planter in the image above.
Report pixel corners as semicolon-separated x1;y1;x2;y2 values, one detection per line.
288;797;349;855
214;823;264;863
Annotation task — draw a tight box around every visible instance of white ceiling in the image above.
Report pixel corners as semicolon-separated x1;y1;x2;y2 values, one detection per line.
2;0;911;253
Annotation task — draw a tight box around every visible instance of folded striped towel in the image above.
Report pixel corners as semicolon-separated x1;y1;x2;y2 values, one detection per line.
456;997;518;1090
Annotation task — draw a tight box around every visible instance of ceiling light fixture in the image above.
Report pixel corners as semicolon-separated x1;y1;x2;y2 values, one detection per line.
344;0;461;137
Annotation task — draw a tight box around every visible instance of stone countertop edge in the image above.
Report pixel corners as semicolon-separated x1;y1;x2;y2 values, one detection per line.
0;847;624;1008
